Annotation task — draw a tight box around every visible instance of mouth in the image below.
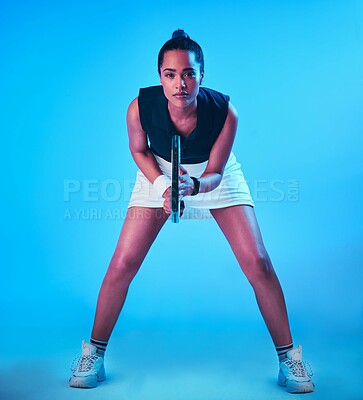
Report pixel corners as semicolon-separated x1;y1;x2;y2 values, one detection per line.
173;92;188;99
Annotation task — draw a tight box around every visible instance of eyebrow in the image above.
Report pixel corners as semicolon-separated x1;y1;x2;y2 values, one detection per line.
162;67;196;72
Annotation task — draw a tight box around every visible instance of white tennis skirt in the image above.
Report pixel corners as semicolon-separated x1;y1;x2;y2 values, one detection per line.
128;151;254;219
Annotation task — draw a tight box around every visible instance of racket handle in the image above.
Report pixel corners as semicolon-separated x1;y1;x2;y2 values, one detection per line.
171;135;181;223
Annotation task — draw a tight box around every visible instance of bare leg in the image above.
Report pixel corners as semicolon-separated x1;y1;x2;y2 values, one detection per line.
91;207;169;342
210;205;292;346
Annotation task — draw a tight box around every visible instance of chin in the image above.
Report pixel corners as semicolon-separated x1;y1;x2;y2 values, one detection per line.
170;97;192;108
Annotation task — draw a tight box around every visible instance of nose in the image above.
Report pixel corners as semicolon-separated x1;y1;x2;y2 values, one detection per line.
176;76;186;91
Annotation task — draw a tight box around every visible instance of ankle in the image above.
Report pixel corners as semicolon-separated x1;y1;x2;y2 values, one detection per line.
276;343;293;361
90;338;108;357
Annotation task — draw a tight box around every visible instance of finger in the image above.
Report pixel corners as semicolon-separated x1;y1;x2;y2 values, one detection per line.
179;165;187;175
162;187;171;199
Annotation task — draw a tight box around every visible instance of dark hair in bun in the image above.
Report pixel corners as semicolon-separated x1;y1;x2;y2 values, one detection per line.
158;29;204;75
172;29;190;39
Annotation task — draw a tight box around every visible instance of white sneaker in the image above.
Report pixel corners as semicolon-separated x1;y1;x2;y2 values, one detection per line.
69;340;106;388
278;345;314;393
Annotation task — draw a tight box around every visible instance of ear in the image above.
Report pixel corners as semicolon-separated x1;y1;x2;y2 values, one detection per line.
200;72;204;85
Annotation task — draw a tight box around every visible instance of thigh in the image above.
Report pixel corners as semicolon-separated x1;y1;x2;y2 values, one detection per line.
111;207;169;267
210;205;268;266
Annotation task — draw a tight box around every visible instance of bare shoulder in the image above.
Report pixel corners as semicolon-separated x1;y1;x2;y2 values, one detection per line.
126;96;148;152
227;101;238;123
218;101;238;137
127;96;146;134
127;97;139;122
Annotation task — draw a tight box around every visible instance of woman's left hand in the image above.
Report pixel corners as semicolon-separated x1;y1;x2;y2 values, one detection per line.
179;165;195;199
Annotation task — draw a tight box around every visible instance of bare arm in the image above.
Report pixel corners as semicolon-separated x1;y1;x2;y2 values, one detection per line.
127;97;166;185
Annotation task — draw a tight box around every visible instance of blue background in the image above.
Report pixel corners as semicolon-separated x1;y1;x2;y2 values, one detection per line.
1;1;362;399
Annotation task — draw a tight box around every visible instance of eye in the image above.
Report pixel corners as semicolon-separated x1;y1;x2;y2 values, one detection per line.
165;73;175;78
184;72;196;78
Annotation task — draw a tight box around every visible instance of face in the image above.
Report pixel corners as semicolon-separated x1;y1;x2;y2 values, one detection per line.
160;50;203;109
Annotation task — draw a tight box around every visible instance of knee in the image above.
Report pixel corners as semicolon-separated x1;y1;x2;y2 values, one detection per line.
243;252;275;286
107;253;141;285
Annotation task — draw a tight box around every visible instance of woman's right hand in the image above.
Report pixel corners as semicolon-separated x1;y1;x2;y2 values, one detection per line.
162;187;185;217
162;187;172;214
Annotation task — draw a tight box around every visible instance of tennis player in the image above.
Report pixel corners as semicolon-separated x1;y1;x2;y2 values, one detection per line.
69;30;314;394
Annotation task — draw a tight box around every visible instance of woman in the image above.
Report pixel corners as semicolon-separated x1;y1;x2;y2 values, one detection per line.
69;30;314;394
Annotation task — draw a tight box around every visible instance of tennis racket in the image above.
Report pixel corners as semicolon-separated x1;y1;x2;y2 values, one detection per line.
171;135;182;223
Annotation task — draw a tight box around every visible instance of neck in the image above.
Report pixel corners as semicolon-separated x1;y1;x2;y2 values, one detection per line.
168;98;197;121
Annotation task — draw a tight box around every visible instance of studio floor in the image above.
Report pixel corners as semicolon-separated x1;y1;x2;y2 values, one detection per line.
1;324;362;400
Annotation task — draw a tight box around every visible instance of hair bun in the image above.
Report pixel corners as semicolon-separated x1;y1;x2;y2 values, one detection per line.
172;29;189;39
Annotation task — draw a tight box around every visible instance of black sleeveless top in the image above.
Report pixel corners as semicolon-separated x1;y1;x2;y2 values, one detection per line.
138;85;230;164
